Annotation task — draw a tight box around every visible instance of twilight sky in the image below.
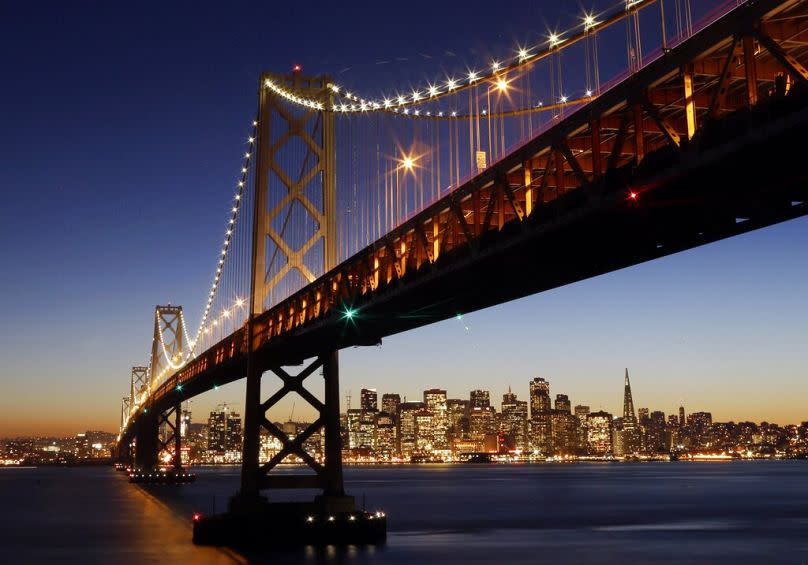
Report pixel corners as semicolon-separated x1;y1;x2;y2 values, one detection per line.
1;1;806;437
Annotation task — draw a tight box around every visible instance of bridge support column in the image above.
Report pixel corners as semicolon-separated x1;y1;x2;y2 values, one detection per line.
320;350;345;498
134;409;159;470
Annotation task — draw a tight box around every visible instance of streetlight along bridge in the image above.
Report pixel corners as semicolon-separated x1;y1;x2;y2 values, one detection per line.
115;0;808;545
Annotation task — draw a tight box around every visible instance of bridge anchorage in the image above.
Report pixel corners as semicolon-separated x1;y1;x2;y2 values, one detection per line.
117;0;808;548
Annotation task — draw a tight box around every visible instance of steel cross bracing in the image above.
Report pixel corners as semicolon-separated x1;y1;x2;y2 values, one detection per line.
119;0;808;490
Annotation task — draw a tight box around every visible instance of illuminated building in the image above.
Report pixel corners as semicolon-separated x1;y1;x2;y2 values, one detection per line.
361;388;378;412
551;394;576;455
500;389;528;450
687;411;713;448
358;410;376;450
620;369;640;455
679;406;686;428
381;393;401;419
447;399;470;445
470;389;490;409
398;402;425;457
587;411;613;455
415;410;434;453
529;377;552;454
469;406;495;444
207;404;242;461
575;405;590;452
347;409;362;449
423;389;448;450
374;412;397;459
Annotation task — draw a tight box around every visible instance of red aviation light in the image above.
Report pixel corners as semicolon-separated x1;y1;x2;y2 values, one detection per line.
292;64;302;73
192;512;202;522
629;191;638;201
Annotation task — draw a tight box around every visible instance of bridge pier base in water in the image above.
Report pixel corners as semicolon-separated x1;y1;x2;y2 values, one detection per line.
194;349;386;546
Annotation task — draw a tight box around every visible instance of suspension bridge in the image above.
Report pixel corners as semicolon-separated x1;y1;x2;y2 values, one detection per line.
115;0;808;544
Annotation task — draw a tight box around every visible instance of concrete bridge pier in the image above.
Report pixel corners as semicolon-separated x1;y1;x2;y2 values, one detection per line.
134;409;159;470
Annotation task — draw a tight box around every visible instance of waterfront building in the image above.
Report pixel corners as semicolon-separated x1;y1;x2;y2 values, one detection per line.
374;412;397;459
620;369;640;455
587;410;614;455
424;389;449;450
415;410;435;453
501;389;528;451
575;405;590;452
206;405;242;461
469;406;495;443
399;401;425;457
551;395;576;455
358;410;376;450
529;377;552;454
347;408;362;449
447;399;470;445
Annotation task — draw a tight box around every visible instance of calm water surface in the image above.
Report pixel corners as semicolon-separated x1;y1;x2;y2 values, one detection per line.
1;462;807;563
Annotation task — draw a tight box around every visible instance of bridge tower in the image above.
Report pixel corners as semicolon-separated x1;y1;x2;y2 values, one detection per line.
135;306;187;470
235;70;349;513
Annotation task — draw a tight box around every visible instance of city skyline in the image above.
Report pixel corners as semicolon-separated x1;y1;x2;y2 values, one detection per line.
2;0;808;437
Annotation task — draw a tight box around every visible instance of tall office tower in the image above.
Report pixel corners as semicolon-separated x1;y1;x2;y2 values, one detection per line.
447;399;470;443
501;388;528;450
688;412;713;448
423;389;448;450
470;389;491;410
360;388;378;412
529;378;551;416
374;412;398;459
358;410;376;449
621;369;640;455
398;402;425;457
469;406;494;444
207;406;227;454
414;410;434;453
225;410;242;452
679;406;686;428
555;394;571;413
638;407;650;423
529;378;552;454
574;405;591;453
381;393;401;418
587;411;614;455
347;408;362;449
207;404;242;454
645;410;667;453
551;409;577;455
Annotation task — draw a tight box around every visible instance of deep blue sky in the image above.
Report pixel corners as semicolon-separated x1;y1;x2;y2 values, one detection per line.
1;1;806;436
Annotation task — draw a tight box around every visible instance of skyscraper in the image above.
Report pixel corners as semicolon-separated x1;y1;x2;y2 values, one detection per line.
207;404;241;456
424;389;448;450
381;393;401;418
551;394;576;455
501;388;528;451
529;377;552;454
587;411;614;455
621;369;640;455
469;389;490;409
360;388;378;412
